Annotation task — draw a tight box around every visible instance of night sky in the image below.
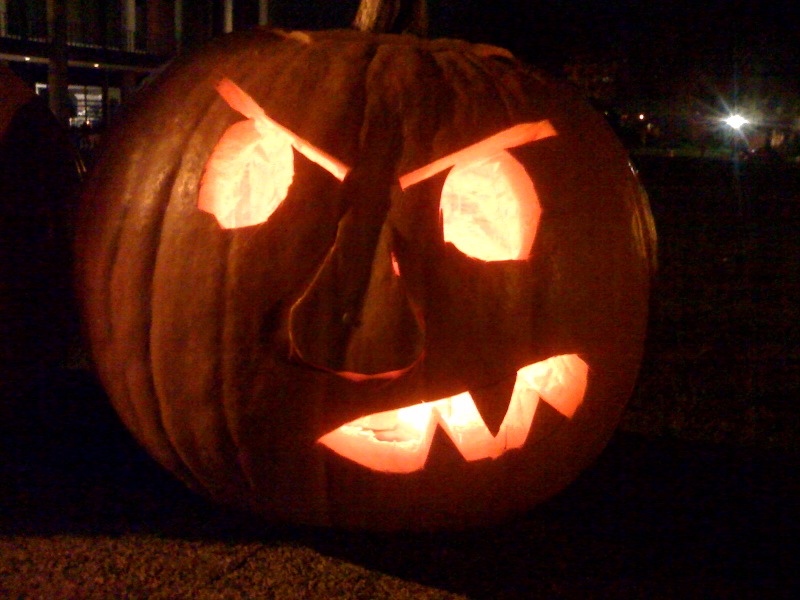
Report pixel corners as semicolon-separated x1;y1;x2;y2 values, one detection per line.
268;1;799;109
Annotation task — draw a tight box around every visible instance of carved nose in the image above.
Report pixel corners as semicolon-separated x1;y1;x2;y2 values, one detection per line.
288;162;425;380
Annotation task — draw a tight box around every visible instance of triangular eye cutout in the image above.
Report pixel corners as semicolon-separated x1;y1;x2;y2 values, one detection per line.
318;354;588;473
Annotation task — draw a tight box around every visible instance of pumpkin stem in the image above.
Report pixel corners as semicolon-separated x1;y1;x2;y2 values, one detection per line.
353;0;428;36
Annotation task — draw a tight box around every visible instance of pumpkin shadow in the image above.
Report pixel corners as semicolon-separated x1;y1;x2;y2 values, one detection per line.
0;370;795;596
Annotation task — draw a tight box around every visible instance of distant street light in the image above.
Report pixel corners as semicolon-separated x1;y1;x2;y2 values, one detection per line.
724;114;749;130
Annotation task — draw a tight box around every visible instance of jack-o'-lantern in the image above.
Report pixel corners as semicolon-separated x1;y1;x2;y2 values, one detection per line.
76;22;655;529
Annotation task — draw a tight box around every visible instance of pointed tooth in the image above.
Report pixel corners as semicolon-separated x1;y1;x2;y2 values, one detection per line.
423;425;467;470
526;354;588;418
468;374;518;436
527;399;570;444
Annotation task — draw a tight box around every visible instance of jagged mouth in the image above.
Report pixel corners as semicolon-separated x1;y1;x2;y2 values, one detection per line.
317;354;588;473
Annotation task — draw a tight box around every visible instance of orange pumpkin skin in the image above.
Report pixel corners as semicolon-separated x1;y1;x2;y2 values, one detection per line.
76;29;656;530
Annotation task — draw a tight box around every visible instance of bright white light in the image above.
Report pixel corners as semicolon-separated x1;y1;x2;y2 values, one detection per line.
638;114;645;120
724;114;748;130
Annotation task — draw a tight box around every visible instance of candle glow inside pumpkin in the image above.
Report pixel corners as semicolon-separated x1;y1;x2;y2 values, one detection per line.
200;78;554;264
198;78;578;473
440;150;539;261
318;354;588;473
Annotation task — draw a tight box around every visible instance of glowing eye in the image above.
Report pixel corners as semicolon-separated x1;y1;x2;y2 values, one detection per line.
198;118;294;229
198;78;350;229
440;151;540;261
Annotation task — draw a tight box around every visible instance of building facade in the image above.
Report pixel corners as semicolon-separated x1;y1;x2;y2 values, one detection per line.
1;0;268;128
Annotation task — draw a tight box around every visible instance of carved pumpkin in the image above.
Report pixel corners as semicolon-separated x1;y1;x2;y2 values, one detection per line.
76;28;656;530
1;64;81;422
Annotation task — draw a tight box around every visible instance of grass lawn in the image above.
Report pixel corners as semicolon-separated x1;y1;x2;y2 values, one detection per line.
625;155;800;452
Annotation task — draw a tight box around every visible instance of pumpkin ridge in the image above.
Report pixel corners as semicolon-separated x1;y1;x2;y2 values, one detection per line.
428;49;493;148
439;47;526;136
145;161;214;490
146;81;250;495
268;36;377;167
217;226;262;497
91;160;200;489
467;53;527;120
371;41;452;181
94;138;165;445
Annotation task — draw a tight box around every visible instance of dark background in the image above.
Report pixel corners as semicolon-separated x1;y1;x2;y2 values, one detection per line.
271;1;799;80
